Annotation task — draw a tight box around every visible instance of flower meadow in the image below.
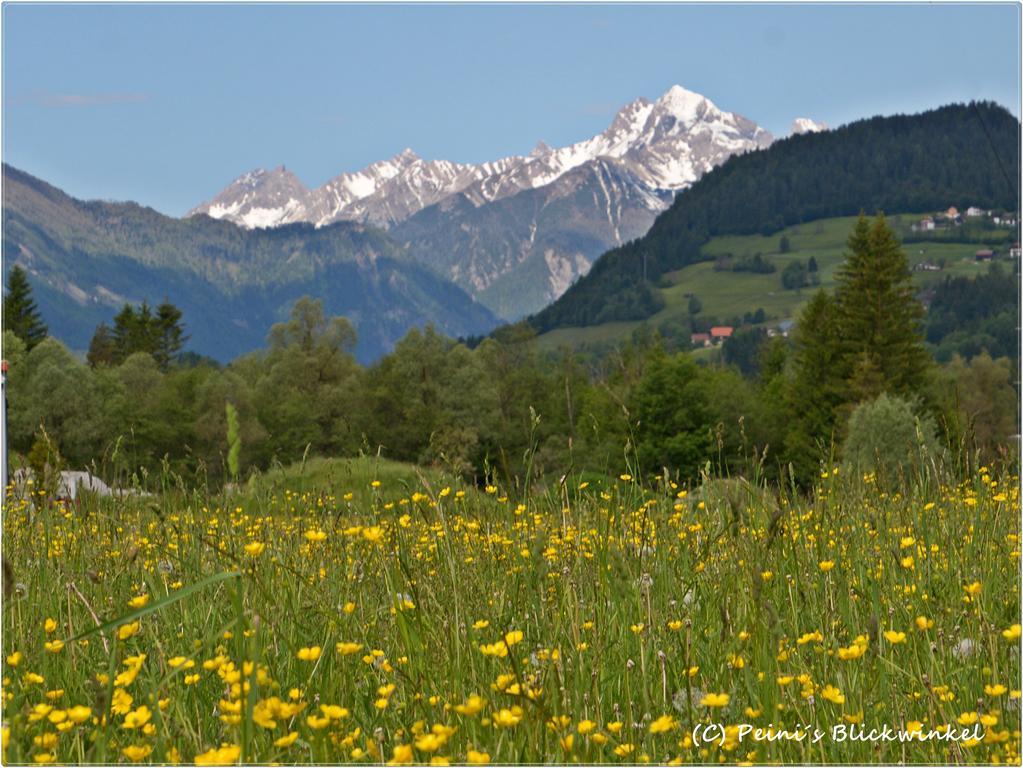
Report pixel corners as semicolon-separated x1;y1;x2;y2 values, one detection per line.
1;466;1020;765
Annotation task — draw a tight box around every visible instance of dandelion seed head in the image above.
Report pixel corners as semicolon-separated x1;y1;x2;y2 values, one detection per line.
953;639;976;660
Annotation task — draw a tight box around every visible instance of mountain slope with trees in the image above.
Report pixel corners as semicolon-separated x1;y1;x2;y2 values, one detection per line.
531;101;1020;332
2;164;499;362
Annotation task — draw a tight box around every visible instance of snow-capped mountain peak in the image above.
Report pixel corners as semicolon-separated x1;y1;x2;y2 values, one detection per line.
198;165;309;229
190;85;793;229
615;86;773;190
790;117;828;135
654;84;714;124
459;85;771;202
604;97;654;143
529;141;553;158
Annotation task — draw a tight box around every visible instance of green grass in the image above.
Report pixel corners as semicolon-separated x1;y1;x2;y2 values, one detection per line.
537;213;1014;354
243;456;462;510
2;466;1019;764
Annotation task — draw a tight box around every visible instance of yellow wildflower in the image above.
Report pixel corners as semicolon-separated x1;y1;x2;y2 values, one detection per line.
454;695;485;716
275;732;299;748
649;714;677;734
123;705;152;729
194;744;241;766
493;707;523;727
117;621;140;640
821;685;845;705
388;744;413;765
700;693;730;708
67;706;92;724
122;745;153;762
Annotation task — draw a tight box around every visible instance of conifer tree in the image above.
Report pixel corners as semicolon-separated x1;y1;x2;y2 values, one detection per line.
834;213;930;399
154;300;188;371
3;265;48;350
112;304;140;361
783;290;844;481
86;322;117;367
106;299;187;368
135;302;159;355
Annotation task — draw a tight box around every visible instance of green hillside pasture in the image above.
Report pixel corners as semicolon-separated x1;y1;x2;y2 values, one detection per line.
537;214;1010;354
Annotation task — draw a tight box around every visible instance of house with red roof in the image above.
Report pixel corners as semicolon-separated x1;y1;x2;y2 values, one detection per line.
710;326;734;343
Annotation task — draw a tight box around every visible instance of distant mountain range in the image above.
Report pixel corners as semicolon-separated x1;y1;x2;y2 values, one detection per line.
191;85;823;317
7;100;1014;366
3;84;868;364
2;165;497;363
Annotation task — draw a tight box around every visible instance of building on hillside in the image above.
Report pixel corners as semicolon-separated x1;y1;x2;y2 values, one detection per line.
975;249;994;262
912;217;936;232
1010;242;1021;258
946;206;959;219
778;319;795;337
690;332;711;348
966;206;985;217
913;261;942;272
710;326;734;343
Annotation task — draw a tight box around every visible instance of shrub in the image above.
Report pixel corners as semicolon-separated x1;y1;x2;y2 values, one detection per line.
842;393;942;488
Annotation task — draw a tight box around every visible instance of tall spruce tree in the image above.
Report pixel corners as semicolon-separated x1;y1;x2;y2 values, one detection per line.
111;304;140;362
3;265;48;350
86;322;118;367
783;290;844;482
154;300;188;371
135;302;159;355
784;215;933;483
834;213;930;401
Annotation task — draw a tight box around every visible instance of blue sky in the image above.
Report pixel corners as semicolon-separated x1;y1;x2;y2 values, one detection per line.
3;3;1020;217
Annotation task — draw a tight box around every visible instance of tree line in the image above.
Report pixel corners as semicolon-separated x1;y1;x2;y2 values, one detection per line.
3;215;1018;492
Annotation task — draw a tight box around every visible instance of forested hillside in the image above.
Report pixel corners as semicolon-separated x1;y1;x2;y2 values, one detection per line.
2;165;499;362
926;265;1020;361
532;102;1020;331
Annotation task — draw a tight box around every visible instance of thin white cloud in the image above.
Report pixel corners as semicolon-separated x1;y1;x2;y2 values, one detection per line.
21;91;150;108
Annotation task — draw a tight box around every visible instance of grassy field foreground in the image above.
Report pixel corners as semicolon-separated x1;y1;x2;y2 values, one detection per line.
1;464;1020;765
